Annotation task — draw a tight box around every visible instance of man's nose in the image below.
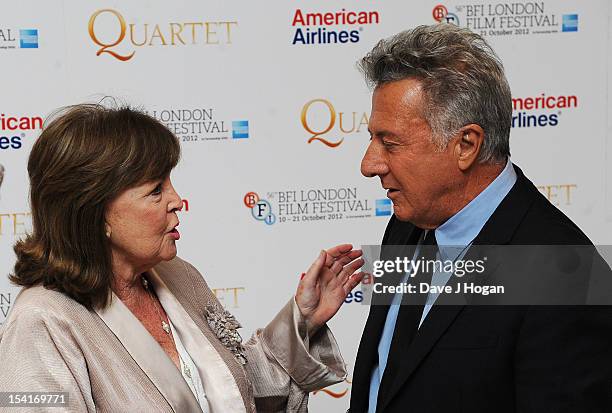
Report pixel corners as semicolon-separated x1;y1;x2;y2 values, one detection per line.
361;140;388;178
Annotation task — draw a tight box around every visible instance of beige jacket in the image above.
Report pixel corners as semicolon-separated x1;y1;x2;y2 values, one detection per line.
0;257;346;412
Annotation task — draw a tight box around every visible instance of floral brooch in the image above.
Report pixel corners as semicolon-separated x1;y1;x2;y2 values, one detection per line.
205;304;247;365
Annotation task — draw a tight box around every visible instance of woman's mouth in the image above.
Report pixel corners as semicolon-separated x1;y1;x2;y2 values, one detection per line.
168;226;180;240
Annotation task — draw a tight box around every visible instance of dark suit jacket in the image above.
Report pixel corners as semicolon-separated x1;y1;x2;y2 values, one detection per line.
349;165;612;413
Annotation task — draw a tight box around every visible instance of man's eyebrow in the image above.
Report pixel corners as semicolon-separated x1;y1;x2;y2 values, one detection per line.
369;129;398;138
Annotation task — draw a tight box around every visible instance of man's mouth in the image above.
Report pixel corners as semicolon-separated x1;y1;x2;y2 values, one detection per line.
385;188;400;197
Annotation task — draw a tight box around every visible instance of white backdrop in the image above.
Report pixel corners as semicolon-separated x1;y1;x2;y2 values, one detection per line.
1;1;611;411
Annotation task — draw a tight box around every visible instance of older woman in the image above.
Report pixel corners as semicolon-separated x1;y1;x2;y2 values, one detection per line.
0;105;364;412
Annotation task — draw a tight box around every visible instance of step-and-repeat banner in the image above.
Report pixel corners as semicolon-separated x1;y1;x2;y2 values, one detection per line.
1;1;611;411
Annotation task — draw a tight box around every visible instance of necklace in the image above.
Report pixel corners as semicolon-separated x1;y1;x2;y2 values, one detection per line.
141;276;171;335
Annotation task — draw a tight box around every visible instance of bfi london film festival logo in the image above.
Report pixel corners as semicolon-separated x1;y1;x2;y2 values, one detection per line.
88;9;238;61
300;99;369;147
0;27;38;50
432;3;578;37
146;107;249;142
1;113;43;151
290;8;380;45
244;192;276;226
512;93;577;128
244;189;392;226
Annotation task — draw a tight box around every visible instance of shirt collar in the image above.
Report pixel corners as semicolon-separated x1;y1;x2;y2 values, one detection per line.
434;158;517;260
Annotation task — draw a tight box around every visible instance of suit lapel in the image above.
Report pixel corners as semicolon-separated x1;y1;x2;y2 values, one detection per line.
94;293;202;413
377;163;538;411
377;304;464;411
350;217;421;411
350;304;391;410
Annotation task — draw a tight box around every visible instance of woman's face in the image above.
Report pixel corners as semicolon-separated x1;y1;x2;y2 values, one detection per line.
105;175;182;273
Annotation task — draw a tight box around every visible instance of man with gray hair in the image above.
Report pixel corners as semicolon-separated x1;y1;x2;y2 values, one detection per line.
350;24;612;412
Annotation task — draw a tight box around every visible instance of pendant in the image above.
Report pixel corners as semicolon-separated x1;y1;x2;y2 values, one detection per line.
161;320;170;334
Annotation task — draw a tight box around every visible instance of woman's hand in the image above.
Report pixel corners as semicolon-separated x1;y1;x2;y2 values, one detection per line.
295;244;364;334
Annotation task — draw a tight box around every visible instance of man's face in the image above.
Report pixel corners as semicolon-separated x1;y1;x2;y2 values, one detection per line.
361;78;461;229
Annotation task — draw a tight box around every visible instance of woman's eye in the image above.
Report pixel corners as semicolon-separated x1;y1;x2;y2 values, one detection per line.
151;184;162;196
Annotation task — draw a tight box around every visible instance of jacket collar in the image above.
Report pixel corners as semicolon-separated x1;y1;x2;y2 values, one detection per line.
94;291;203;413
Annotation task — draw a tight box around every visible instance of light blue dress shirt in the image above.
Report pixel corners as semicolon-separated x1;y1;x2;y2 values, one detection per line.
367;159;517;413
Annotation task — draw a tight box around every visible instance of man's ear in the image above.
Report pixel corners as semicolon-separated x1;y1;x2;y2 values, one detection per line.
453;124;485;171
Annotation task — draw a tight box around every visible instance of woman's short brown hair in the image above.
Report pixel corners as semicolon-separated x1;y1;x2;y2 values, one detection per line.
11;104;181;309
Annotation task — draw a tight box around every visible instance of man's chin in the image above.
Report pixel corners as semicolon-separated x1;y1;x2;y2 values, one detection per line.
390;204;413;222
393;215;415;223
390;204;429;227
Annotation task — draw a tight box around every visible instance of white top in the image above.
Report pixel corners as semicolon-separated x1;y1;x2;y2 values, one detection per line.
169;320;211;413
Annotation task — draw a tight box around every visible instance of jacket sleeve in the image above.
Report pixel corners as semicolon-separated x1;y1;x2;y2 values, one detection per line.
0;307;95;412
242;297;347;413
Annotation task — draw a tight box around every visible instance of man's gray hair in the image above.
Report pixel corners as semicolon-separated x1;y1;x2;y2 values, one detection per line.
359;24;512;163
